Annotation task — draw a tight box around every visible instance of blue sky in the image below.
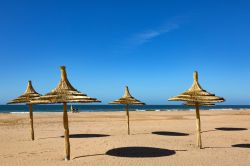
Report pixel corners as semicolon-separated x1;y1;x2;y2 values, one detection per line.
0;0;250;104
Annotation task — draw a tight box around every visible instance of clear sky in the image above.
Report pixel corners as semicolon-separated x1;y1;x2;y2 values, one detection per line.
0;0;250;104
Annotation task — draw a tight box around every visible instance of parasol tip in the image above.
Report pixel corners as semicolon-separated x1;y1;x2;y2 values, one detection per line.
60;66;66;70
28;80;32;84
60;66;67;81
193;71;198;81
123;86;131;98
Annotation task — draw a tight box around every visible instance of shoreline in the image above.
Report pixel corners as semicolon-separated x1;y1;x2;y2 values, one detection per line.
1;108;250;114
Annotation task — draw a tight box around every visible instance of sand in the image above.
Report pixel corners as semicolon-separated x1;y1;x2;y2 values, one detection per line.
0;110;250;166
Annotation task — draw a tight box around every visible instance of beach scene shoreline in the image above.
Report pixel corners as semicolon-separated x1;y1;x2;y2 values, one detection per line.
1;110;250;166
1;105;250;113
1;1;250;165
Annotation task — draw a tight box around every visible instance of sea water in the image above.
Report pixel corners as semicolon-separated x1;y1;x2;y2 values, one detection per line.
0;105;250;113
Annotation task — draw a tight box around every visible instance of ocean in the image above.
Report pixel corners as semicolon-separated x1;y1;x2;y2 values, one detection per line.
0;105;250;113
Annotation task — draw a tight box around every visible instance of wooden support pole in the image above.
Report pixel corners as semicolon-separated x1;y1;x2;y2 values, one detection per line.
195;102;202;149
125;104;130;135
63;102;70;160
28;104;34;141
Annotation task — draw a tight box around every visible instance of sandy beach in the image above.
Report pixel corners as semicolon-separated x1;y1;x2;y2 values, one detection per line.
0;110;250;166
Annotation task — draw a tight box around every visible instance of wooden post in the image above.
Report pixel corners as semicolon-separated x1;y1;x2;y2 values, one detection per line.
28;104;34;141
125;104;130;135
195;102;202;149
63;102;70;160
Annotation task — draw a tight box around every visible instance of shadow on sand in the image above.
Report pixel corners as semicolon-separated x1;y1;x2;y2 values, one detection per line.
152;131;189;136
60;134;110;138
232;144;250;148
215;127;248;131
106;146;176;158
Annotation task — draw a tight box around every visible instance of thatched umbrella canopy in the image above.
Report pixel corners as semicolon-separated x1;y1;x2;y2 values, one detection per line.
109;86;145;135
183;101;215;106
31;66;100;160
169;71;225;148
8;80;41;141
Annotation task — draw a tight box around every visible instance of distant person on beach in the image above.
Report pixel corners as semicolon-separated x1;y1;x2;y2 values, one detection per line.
70;105;79;113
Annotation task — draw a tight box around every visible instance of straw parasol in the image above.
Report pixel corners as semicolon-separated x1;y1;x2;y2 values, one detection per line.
168;71;224;148
31;66;100;160
8;80;41;141
184;101;215;106
109;86;145;135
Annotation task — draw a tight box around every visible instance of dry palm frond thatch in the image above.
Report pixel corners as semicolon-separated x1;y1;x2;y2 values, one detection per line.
109;86;145;135
8;81;41;140
169;71;225;148
183;101;215;106
31;66;100;160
